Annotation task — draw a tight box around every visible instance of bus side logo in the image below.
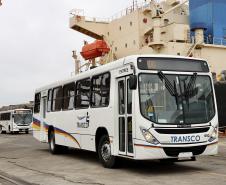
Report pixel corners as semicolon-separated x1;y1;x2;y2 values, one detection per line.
77;113;89;128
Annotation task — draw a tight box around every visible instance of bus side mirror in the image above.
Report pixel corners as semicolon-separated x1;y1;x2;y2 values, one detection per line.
129;75;137;90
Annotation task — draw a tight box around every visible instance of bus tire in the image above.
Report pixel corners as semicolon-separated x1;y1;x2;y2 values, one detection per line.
98;135;116;168
8;126;12;134
0;126;3;134
25;129;29;134
48;130;61;154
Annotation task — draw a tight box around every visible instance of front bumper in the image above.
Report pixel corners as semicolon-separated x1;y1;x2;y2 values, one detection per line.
12;124;31;132
134;139;218;160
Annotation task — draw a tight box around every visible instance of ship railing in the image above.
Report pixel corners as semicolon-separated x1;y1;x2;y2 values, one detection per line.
70;9;84;17
212;37;226;46
189;36;226;46
70;9;110;23
70;1;152;23
205;37;226;46
85;17;110;23
110;1;151;21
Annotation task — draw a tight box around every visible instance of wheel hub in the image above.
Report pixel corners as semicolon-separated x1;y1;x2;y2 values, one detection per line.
50;138;54;150
101;143;111;162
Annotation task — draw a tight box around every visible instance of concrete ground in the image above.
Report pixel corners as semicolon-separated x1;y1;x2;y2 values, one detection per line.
0;133;226;185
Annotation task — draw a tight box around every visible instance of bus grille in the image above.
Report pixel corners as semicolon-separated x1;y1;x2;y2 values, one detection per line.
155;127;210;134
163;145;207;157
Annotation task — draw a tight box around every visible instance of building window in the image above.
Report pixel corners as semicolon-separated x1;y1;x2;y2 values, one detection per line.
63;83;75;110
52;87;63;112
34;93;41;113
119;26;122;31
75;78;90;109
130;21;133;26
115;47;117;51
125;43;128;48
47;89;52;112
91;72;111;107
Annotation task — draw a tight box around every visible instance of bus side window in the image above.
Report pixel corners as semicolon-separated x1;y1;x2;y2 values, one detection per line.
34;93;41;113
127;79;132;114
0;113;10;120
75;78;90;109
63;83;75;110
52;87;63;112
118;81;125;115
47;89;52;112
91;72;110;107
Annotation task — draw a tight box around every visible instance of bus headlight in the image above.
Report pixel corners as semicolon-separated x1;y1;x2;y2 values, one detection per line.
140;127;159;145
208;127;218;142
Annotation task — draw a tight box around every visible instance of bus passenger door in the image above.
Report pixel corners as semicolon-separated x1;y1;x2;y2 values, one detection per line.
40;96;48;142
117;76;134;157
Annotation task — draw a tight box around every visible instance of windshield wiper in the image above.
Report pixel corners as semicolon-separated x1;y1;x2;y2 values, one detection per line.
158;71;176;96
158;71;180;109
186;73;197;97
184;73;197;109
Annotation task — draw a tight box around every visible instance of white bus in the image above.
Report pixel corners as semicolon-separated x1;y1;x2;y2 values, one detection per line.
33;55;218;168
0;109;32;134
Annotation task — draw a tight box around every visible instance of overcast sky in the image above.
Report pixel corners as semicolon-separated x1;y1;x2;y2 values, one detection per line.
0;0;141;107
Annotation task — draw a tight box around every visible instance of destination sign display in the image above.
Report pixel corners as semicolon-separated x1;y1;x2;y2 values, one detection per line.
14;110;31;114
137;57;209;72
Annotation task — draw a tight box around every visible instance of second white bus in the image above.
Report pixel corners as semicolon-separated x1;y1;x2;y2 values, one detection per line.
0;109;32;134
33;55;218;168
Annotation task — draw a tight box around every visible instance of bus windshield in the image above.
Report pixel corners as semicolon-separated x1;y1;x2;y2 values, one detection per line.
14;113;32;125
139;73;215;125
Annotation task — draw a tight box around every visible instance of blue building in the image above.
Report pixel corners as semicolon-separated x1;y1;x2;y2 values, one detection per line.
189;0;226;45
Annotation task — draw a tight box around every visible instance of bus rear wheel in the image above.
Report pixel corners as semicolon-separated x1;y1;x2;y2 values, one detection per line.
98;135;116;168
0;126;3;134
49;130;61;154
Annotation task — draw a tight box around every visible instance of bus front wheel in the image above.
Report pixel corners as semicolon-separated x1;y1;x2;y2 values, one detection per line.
98;135;116;168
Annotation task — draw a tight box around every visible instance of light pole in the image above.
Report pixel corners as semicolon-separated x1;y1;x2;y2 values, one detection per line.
72;50;80;75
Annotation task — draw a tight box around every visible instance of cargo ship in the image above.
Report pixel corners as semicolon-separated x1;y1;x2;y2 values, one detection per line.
69;0;226;131
69;0;226;80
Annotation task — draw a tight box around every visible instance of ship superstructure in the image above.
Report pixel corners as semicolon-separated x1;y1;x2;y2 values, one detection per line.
70;0;226;78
